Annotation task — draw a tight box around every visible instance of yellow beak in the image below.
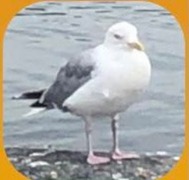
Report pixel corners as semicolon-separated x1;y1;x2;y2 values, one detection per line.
128;41;144;51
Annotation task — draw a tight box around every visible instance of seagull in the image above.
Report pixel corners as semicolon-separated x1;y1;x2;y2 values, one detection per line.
13;21;151;165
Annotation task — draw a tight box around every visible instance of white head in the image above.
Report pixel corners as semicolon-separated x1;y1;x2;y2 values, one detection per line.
104;21;144;51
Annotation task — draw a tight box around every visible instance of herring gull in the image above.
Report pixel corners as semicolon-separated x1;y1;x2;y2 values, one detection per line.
13;21;151;165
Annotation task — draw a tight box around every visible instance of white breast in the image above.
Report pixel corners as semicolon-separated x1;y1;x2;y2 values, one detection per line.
95;46;151;91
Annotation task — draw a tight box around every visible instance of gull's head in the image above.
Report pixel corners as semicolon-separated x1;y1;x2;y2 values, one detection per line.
104;21;144;51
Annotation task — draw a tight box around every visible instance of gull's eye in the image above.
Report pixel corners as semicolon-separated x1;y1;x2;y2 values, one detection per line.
114;34;123;39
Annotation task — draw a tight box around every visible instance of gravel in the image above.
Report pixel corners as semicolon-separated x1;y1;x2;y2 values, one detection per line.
6;147;178;180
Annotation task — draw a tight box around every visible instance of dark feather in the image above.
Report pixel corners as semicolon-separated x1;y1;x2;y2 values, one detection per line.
31;49;95;110
12;89;45;100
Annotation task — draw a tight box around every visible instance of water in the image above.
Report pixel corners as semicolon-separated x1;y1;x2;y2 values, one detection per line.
4;2;184;155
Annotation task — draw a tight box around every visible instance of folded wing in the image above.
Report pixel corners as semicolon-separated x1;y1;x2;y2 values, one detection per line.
31;49;95;110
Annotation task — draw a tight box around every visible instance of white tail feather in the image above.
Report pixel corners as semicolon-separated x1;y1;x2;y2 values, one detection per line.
12;94;22;99
23;108;45;118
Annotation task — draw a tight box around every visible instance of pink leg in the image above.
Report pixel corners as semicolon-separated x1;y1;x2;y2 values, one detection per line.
111;115;139;160
85;119;110;165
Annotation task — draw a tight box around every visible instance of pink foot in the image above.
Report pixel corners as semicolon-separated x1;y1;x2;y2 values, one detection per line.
112;150;140;160
87;154;110;165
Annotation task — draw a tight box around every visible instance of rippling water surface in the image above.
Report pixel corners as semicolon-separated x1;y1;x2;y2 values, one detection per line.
4;2;184;155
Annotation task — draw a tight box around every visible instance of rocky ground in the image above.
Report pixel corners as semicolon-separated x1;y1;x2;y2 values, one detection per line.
6;147;179;180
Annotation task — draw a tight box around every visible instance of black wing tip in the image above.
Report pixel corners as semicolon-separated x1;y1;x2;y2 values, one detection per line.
12;89;45;100
30;101;47;108
62;105;70;112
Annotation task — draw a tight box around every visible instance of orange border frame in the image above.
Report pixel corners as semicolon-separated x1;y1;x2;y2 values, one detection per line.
0;0;188;179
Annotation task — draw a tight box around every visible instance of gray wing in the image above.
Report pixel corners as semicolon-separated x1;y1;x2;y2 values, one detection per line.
31;49;95;110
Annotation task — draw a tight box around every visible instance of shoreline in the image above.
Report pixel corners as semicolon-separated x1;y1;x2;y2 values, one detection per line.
6;147;179;180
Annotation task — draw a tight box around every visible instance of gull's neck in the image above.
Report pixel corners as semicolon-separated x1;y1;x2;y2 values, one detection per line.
103;41;132;53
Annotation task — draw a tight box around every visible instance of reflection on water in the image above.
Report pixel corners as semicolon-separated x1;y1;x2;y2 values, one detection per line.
4;2;184;155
